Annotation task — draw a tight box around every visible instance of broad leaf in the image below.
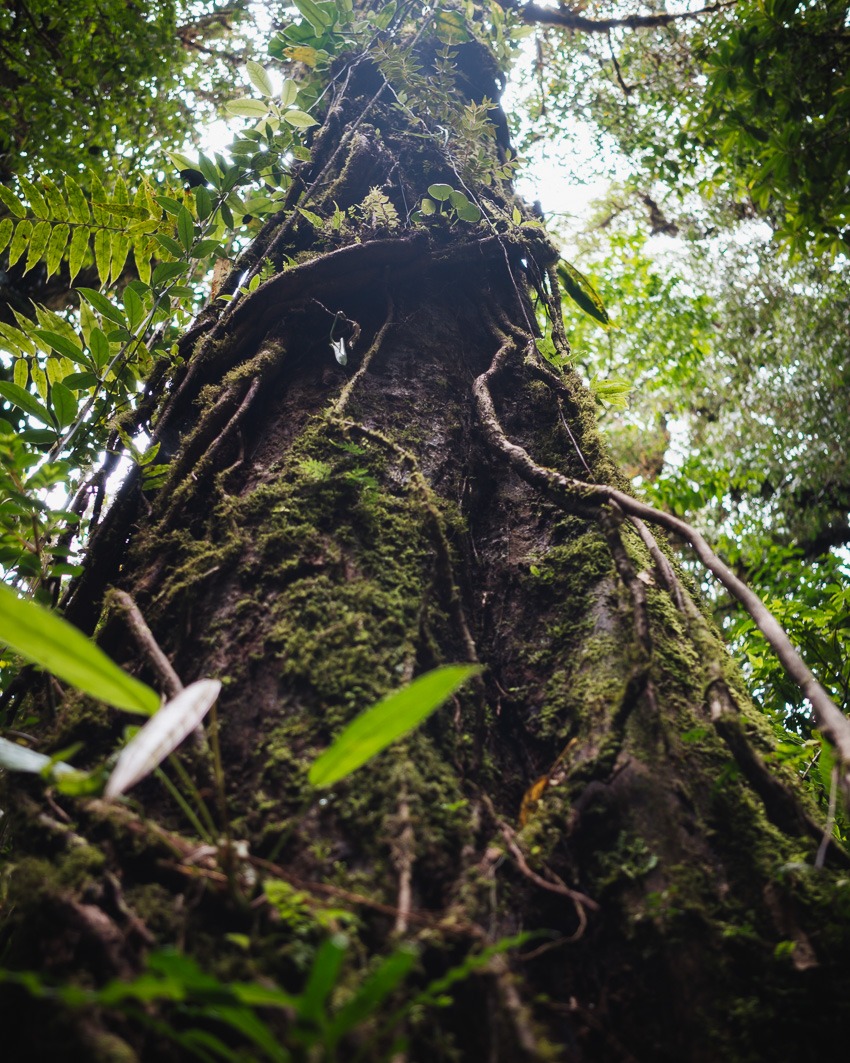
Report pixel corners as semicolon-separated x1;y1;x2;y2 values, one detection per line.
309;665;480;787
0;583;159;715
246;59;274;97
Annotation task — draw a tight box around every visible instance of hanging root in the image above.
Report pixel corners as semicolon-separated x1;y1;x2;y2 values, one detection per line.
474;321;850;801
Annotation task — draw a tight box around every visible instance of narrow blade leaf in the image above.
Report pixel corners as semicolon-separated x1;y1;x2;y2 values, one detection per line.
309;665;480;787
0;583;160;714
104;679;221;799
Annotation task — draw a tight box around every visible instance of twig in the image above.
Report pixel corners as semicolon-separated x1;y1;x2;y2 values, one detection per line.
816;765;839;869
501;0;737;33
107;589;182;698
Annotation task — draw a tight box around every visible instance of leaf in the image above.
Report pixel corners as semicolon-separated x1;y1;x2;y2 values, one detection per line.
455;201;482;223
151;261;189;285
0;217;13;256
420;198;436;216
557;261;610;328
297;206;324;227
280;79;299;108
374;0;397;29
64;175;90;223
0;380;53;425
110;230;131;282
77;287;127;327
284;45;319;67
0;583;160;715
33;330;86;365
68;226;89;281
309;665;481;787
428;184;454;202
25;220;51;273
246;59;274;97
0;736;74;777
40;175;68;221
226;98;270;118
123;286;144;332
293;0;333;32
177;206;195;252
283;108;319;129
94;228;111;285
45;222;70;278
7;219;32;267
104;679;221;798
0;185;27;218
166;150;197;173
50;380;77;428
89;327;110;371
589;376;631;409
18;175;49;219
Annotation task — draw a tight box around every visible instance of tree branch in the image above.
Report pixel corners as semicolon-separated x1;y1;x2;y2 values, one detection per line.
500;0;737;33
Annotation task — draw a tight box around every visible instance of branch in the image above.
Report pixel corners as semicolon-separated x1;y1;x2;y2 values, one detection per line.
501;0;737;33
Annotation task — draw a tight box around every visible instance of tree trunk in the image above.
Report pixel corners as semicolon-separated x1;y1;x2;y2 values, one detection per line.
2;25;849;1063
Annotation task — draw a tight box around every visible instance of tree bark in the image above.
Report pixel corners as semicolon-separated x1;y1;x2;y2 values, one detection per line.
2;25;849;1063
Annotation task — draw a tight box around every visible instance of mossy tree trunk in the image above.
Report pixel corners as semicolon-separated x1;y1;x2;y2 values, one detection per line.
2;21;849;1063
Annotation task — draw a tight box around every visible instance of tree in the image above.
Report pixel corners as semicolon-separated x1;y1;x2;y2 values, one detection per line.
2;3;850;1061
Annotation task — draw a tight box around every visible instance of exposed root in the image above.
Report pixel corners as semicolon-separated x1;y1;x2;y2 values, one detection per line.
482;795;598;936
331;294;394;417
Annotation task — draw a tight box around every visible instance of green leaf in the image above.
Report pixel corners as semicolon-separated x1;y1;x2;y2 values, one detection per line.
283;108;319;129
93;228;111;285
246;59;274;97
89;327;110;371
50;380;77;428
0;185;27;218
151;261;189;285
18;175;49;219
123;286;144;331
77;287;127;327
166;150;197;173
176;206;195;252
33;330;87;366
298;206;324;227
428;183;454;202
45;222;70;278
64;175;90;223
455;201;482;223
309;665;481;787
420;197;436;216
7;219;32;267
25;220;51;273
110;231;131;282
589;376;631;409
67;226;89;281
0;217;13;256
434;9;469;42
0;583;159;715
0;380;53;426
374;0;397;29
280;78;299;108
226;98;270;118
293;0;334;33
557;260;610;328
